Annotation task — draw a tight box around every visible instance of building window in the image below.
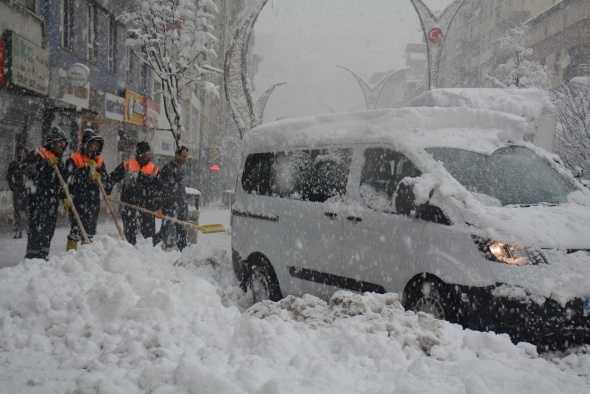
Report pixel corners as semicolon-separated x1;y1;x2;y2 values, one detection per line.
86;5;96;62
61;0;74;50
140;62;149;92
153;80;162;103
125;47;134;84
14;0;36;12
108;18;117;74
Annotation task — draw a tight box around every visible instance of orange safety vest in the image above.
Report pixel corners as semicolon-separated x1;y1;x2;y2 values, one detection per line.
37;146;57;160
123;158;159;176
71;152;104;169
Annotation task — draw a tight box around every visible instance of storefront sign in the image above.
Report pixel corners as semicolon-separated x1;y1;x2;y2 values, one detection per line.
67;63;89;87
144;98;160;129
124;90;145;126
105;93;125;121
151;128;175;156
4;30;49;95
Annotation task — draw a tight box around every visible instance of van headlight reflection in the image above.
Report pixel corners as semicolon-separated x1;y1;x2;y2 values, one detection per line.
472;236;545;266
488;242;529;265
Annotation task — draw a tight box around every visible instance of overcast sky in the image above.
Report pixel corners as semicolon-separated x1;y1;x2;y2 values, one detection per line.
251;0;452;122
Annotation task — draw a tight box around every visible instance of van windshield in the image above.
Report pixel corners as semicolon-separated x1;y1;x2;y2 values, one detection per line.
426;146;576;206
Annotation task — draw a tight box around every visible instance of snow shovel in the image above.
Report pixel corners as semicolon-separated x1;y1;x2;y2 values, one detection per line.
108;198;225;234
96;177;125;240
49;161;91;245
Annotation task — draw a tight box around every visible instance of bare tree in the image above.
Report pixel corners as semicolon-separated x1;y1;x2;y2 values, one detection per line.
488;23;551;90
119;0;220;150
555;80;590;179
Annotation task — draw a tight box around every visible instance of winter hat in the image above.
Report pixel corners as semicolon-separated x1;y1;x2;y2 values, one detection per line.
136;141;151;155
81;129;104;155
43;126;68;147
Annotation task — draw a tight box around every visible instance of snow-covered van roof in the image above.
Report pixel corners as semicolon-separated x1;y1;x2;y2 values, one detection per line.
404;88;556;152
243;106;528;154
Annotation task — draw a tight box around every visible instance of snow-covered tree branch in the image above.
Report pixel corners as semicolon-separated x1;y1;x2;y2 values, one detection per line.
555;79;590;179
119;0;220;150
488;23;551;90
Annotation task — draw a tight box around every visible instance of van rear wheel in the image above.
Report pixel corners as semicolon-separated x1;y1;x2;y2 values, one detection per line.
247;261;282;304
404;276;459;323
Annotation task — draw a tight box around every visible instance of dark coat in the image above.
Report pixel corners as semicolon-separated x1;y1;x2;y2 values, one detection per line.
22;147;66;259
159;160;187;207
6;159;26;197
65;153;108;240
65;154;108;208
107;158;161;211
22;148;66;204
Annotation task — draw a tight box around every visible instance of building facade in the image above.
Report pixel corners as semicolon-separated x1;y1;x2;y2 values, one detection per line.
436;0;590;89
0;0;174;214
0;0;48;210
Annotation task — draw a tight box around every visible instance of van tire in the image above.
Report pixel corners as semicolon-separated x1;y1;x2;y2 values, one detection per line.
247;259;283;303
404;275;459;323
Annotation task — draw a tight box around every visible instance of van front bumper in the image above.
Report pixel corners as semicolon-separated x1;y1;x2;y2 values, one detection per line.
460;284;590;350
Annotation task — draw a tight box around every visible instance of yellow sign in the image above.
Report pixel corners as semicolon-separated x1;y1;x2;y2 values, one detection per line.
208;148;220;161
124;90;145;126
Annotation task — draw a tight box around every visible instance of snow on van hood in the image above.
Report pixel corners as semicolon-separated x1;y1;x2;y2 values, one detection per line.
462;201;590;250
243;107;528;153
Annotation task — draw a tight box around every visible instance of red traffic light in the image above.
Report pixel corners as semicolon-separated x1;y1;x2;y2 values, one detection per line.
209;164;220;171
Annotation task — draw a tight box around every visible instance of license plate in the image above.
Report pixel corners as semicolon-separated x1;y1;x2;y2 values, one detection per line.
585;298;589;317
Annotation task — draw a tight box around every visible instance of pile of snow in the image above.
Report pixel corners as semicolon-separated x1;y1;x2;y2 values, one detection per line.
1;216;590;393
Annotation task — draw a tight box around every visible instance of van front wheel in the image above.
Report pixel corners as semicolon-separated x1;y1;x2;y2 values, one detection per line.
404;276;459;323
247;261;282;304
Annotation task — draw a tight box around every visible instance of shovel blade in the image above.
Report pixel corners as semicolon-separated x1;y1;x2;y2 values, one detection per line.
195;224;225;234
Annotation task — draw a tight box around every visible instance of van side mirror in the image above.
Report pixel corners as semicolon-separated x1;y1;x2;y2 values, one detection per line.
416;203;451;225
395;182;416;216
396;182;450;225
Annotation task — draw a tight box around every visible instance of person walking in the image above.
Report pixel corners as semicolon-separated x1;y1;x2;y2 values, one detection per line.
64;129;107;251
106;141;162;245
6;145;28;238
22;126;68;260
153;146;190;251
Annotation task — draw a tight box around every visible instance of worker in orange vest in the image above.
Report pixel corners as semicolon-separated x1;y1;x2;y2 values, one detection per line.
21;126;68;260
106;141;162;245
64;129;108;251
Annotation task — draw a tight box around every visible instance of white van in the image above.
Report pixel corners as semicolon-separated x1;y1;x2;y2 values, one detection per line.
231;106;590;348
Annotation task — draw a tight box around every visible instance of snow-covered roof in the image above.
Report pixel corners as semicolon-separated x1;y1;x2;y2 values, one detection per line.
185;187;201;196
405;88;555;120
243;106;528;154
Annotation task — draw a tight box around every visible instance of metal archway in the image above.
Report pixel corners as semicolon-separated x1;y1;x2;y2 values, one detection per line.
225;0;464;137
409;0;464;89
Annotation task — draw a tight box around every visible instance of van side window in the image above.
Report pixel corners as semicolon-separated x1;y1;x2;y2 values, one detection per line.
308;149;352;202
271;150;313;199
242;153;274;195
361;148;419;199
242;149;352;202
360;148;422;212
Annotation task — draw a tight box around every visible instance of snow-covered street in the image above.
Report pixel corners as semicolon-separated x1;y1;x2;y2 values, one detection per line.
1;207;590;393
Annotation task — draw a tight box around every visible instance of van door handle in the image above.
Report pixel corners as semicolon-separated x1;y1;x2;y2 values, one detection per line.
324;212;338;218
347;216;362;222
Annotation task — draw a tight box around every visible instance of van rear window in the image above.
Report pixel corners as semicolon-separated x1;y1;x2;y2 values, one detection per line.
241;149;352;202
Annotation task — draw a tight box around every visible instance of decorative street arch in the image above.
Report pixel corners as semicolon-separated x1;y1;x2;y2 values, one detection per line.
225;0;465;137
409;0;464;89
336;65;409;110
224;0;270;138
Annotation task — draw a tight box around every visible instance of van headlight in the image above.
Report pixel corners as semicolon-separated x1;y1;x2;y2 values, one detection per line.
472;236;545;265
